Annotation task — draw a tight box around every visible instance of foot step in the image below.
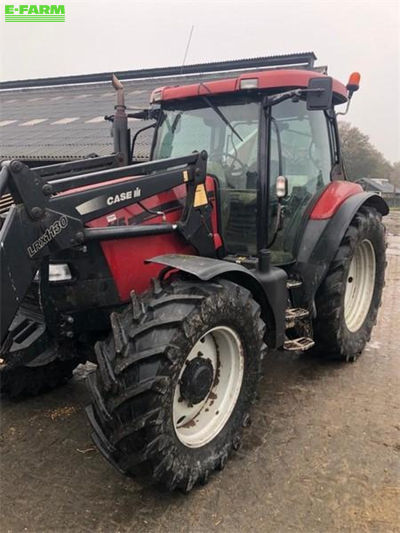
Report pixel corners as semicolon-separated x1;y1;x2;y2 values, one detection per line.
285;307;309;328
284;337;315;352
287;279;302;289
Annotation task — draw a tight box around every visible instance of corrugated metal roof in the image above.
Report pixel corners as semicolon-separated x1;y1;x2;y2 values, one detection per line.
360;178;400;194
1;76;159;161
0;52;317;89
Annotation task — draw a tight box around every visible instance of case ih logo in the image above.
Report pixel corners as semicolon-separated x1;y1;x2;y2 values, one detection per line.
27;215;68;258
106;187;142;206
4;4;65;21
76;187;142;215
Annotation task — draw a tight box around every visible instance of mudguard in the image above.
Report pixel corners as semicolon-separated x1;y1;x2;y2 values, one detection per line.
293;191;389;308
148;254;288;349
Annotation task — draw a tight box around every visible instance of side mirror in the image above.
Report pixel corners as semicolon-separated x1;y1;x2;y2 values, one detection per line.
276;175;288;199
306;77;333;110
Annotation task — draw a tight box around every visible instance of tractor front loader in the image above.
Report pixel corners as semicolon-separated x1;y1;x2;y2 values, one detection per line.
0;150;217;393
0;53;388;491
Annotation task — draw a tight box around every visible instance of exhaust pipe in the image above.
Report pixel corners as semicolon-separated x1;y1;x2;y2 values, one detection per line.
112;74;130;165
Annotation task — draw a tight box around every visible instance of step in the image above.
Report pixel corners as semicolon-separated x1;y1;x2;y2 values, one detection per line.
8;314;45;352
284;337;315;352
286;279;302;289
285;307;310;328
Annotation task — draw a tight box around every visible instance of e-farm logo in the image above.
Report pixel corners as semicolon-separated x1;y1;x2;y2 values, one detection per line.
4;4;65;22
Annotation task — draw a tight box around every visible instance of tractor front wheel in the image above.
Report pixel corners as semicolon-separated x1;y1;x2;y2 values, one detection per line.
313;206;386;361
86;278;266;492
0;356;81;398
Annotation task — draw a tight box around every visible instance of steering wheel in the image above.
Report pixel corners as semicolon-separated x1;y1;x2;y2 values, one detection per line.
210;152;247;188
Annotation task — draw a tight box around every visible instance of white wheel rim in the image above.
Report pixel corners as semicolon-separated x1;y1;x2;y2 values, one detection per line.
173;326;244;448
344;239;376;332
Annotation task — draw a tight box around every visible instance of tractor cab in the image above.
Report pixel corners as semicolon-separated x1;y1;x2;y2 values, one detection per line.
148;69;347;265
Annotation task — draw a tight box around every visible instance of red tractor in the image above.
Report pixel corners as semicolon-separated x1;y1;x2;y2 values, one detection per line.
0;55;388;492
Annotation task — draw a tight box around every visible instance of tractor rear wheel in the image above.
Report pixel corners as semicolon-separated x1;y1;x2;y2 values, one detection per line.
86;278;266;492
313;206;386;361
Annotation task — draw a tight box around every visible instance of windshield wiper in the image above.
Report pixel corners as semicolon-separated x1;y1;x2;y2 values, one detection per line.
171;112;183;133
201;96;243;142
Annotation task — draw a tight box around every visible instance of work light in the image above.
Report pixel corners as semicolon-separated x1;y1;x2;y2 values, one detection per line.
239;78;259;90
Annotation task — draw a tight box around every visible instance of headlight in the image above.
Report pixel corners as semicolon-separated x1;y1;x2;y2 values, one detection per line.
49;263;72;281
151;88;163;103
34;263;73;282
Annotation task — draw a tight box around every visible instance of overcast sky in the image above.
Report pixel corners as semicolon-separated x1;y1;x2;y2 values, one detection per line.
0;0;399;162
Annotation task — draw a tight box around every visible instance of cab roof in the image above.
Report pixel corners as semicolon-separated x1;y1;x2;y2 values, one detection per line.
151;69;348;105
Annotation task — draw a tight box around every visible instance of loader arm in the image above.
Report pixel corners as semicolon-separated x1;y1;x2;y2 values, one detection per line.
0;151;214;351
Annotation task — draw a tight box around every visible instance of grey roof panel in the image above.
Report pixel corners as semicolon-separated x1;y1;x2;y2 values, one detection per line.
0;53;317;89
360;178;400;194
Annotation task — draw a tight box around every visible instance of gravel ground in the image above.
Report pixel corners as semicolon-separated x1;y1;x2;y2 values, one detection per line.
1;212;399;533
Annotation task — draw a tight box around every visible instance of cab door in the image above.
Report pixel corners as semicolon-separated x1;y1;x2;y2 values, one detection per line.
268;98;334;264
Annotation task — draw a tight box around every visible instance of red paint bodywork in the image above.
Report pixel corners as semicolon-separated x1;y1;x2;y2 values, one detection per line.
85;177;221;300
310;181;363;220
152;69;348;104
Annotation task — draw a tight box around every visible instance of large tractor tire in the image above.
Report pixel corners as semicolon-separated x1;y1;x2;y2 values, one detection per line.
1;356;81;399
86;278;266;492
313;206;386;361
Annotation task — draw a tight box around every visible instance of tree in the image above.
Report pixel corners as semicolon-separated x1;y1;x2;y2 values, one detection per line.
390;161;400;188
338;122;392;181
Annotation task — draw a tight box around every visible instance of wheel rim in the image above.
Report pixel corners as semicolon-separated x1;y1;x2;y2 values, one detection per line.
173;326;244;448
344;239;376;332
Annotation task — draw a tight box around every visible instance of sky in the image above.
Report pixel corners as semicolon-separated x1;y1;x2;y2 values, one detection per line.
0;0;399;162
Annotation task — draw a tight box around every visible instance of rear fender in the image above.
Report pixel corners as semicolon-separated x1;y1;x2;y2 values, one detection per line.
293;192;388;308
148;254;288;349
